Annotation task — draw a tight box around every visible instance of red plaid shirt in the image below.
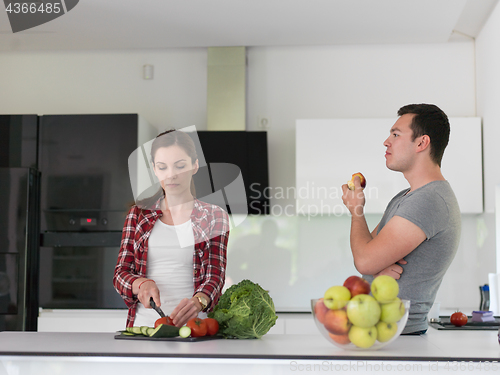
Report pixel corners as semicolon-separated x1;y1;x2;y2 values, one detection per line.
113;198;229;327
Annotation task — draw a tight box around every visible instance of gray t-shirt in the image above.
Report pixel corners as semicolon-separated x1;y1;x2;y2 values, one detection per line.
363;180;461;334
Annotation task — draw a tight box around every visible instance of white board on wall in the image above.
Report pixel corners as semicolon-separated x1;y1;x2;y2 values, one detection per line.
296;117;482;214
440;117;483;214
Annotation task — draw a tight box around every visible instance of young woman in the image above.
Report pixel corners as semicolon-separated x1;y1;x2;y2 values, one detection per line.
113;130;229;328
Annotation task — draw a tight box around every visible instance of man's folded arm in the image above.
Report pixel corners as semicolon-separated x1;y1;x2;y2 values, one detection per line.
350;215;426;275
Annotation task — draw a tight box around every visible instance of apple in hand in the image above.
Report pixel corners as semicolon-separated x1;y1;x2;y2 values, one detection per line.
329;332;351;345
380;297;406;323
371;275;399;303
314;298;329;324
348;325;377;348
323;286;351;310
323;308;351;335
346;294;381;328
343;275;370;297
347;172;366;191
376;321;398;342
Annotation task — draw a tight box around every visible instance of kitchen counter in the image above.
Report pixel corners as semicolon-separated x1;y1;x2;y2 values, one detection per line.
1;329;499;375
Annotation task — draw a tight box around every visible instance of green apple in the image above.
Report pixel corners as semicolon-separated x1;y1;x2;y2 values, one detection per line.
371;275;399;303
348;325;377;348
346;294;381;328
376;321;398;342
380;297;405;323
323;286;351;310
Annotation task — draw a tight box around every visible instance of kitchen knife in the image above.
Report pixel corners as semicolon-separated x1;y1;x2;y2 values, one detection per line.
150;297;165;318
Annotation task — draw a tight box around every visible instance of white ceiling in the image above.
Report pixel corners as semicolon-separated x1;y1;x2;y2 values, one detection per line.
0;0;498;51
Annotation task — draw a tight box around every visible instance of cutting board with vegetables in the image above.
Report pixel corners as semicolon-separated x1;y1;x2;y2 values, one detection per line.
114;323;224;341
114;332;223;342
429;316;500;330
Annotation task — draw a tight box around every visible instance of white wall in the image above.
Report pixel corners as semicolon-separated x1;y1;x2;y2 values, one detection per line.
246;42;476;210
0;49;208;132
0;39;493;311
475;0;500;308
476;1;500;214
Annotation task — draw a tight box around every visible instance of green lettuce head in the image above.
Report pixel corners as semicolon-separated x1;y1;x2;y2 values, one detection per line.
208;279;278;339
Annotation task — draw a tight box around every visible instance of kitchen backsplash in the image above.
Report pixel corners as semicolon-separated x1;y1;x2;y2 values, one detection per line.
225;213;496;311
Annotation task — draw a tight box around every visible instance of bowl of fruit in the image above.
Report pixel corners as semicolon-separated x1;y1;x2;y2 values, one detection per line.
312;275;410;350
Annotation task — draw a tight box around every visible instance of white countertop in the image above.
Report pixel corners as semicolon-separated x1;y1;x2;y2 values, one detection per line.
2;329;500;375
1;328;499;361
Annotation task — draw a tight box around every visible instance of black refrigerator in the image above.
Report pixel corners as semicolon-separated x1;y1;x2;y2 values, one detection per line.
0;168;40;331
0;115;40;331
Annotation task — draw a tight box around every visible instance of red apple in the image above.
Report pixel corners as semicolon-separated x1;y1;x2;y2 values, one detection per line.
347;172;366;190
343;275;371;297
323;308;351;335
314;298;329;324
329;332;351;345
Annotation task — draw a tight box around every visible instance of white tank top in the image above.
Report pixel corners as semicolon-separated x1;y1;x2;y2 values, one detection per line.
134;218;195;327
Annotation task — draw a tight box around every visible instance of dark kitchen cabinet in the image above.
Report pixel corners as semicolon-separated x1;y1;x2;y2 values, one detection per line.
39;246;125;309
37;114;155;309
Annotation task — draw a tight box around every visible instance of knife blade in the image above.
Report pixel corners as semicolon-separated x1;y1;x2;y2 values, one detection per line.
150;297;165;318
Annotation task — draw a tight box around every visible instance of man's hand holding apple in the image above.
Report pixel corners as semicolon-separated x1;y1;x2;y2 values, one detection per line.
342;175;366;217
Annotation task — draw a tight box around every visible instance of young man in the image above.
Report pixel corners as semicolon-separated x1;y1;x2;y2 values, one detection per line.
342;104;461;334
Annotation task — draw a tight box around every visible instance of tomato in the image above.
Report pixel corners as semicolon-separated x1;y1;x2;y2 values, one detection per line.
450;311;468;327
186;318;207;337
204;318;219;336
155;316;174;328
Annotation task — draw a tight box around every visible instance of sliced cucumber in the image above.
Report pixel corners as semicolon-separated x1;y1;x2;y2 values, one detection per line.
179;326;191;338
124;324;179;338
127;326;145;335
150;324;180;338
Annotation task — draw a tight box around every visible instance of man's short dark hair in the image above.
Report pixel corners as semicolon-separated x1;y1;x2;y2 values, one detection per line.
397;104;450;167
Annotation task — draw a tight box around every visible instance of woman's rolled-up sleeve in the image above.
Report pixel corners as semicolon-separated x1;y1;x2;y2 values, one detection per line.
194;206;229;311
113;206;142;308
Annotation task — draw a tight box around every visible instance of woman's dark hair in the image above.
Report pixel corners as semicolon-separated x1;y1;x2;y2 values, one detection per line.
137;129;198;209
397;104;450;167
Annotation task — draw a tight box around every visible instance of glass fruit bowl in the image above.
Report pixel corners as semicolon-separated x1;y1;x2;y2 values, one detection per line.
311;297;410;350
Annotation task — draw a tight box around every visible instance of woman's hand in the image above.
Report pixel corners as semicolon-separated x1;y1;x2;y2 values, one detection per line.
169;297;201;327
169;295;206;328
374;259;407;280
133;278;161;309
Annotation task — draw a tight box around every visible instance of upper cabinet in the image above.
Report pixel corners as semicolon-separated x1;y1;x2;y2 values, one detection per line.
296;117;483;215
